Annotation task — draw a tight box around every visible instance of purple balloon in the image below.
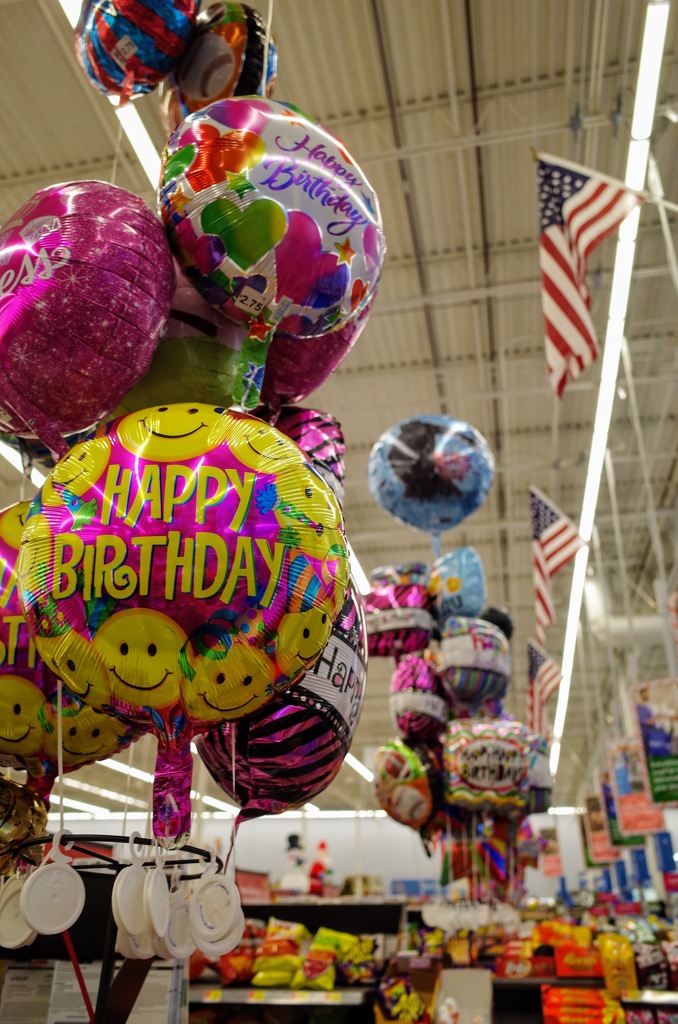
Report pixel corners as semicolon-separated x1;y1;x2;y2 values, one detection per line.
260;298;373;408
390;654;449;744
0;182;174;455
363;583;433;659
196;580;367;821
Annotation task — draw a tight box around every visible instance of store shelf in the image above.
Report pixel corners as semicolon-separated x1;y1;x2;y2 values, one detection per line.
190;985;370;1006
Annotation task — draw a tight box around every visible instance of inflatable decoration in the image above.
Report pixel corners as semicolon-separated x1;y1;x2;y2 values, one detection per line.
115;262;246;414
444;719;531;815
260;298;373;410
197;579;366;819
374;740;441;834
526;733;553;814
76;0;198;100
0;775;48;876
0;501;143;793
271;407;345;506
160;2;278;134
370;563;430;589
367;415;495;539
0;432;88;477
159;96;385;409
0;181;174;456
439;617;510;709
479;605;514;640
18;405;349;845
429;547;485;622
389;654;448;744
363;581;433;660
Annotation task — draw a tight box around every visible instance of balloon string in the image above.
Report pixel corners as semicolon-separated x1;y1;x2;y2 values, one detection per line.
57;677;64;835
231;722;236;798
262;0;274;94
432;533;441;559
121;740;134;836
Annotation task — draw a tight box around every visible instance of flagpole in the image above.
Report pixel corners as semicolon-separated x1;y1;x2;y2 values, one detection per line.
536;149;678;215
604;449;640;693
647;153;678;305
590;525;622;735
620;340;678;677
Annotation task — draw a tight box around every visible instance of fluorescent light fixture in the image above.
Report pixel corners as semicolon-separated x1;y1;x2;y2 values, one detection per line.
344;752;374;783
58;0;81;27
550;0;670;776
548;805;586;815
0;441;47;489
348;542;371;596
49;793;113;816
304;803;320;813
47;811;151;823
201;794;237;813
62;778;147;809
100;758;153;784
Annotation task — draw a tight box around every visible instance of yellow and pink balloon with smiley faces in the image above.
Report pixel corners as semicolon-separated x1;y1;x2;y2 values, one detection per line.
19;403;349;845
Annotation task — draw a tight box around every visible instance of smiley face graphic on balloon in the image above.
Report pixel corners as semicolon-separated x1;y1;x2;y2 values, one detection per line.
0;676;45;758
183;637;276;723
275;606;334;679
42;437;112;507
91;609;187;709
37;632;111;709
228;414;305;473
41;699;133;766
116;403;232;462
0;501;31;552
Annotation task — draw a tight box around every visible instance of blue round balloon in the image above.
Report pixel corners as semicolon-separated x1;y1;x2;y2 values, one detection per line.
367;415;495;534
430;547;485;621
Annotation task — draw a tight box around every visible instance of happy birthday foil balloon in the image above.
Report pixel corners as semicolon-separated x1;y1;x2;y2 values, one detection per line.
374;740;441;834
159;2;278;134
0;182;174;456
444;719;531;816
389;654;448;744
526;732;553;814
429;547;486;622
115;261;246;414
269;407;346;506
76;0;198;100
363;566;434;660
439;617;511;710
0;775;48;876
368;415;495;535
18;404;349;845
260;298;374;410
197;578;366;820
158;96;385;409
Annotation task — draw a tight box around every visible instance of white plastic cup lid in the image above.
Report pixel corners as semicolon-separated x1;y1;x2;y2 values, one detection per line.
144;867;170;940
0;878;36;949
193;908;245;956
112;865;147;937
189;875;239;943
20;862;85;935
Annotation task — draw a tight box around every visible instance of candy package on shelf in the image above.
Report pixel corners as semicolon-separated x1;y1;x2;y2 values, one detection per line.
336;934;386;986
290;927;356;990
251;917;311;988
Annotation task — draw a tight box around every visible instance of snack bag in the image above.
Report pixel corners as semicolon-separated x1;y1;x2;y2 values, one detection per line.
260;917;311;956
250;955;304;988
219;918;266;985
662;941;678;989
378;975;429;1023
337;934;385;985
631;941;670;991
418;927;445;956
291;927;356;990
598;934;639;999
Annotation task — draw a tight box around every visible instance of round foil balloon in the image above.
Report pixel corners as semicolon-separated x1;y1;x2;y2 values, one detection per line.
367;416;495;535
526;733;553;814
479;605;514;641
18;404;349;845
0;182;174;456
75;0;198;100
158;96;385;409
374;740;440;833
364;582;433;660
370;563;430;589
430;547;485;622
0;775;48;876
0;500;144;792
389;655;448;744
439;617;511;709
260;299;373;409
444;719;531;815
159;2;278;134
115;262;246;413
197;579;366;819
0;432;89;477
270;407;345;506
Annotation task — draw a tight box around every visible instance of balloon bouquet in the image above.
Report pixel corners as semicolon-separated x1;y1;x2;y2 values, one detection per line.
366;415;551;899
0;2;385;855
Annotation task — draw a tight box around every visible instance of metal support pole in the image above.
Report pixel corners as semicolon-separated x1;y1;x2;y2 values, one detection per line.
647;154;678;305
591;524;622;734
620;339;678;676
604;449;639;687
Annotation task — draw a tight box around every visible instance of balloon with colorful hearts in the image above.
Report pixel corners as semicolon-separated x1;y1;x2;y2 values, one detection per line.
159;2;278;135
0;775;48;876
0;181;174;457
75;0;199;100
363;563;434;660
260;298;374;411
438;616;511;710
389;653;448;745
444;719;532;816
429;547;486;623
197;578;366;820
526;732;553;814
264;406;346;506
374;739;443;836
0;500;146;794
158;96;385;410
18;404;349;846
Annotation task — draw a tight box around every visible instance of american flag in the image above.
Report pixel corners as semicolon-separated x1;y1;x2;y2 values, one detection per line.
527;639;562;735
537;153;644;397
531;485;584;644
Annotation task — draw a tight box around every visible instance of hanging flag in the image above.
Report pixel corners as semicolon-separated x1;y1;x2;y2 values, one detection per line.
530;485;584;643
527;639;562;734
537;152;644;397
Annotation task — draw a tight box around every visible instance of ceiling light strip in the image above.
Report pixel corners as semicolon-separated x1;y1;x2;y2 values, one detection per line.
550;0;671;776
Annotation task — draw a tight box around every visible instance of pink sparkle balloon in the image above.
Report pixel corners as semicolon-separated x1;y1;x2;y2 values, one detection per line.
389;654;448;744
0;181;174;455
